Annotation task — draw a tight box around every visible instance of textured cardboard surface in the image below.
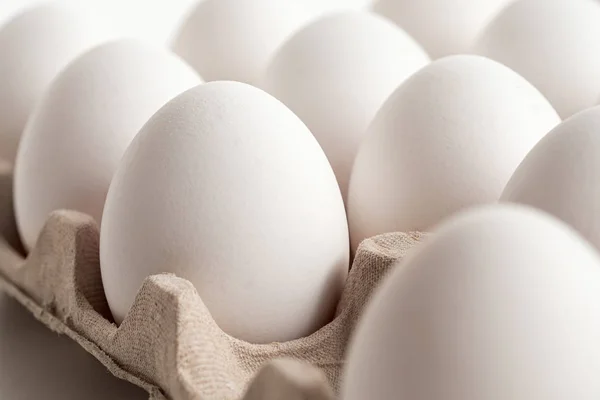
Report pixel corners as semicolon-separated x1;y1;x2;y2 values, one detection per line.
0;163;424;399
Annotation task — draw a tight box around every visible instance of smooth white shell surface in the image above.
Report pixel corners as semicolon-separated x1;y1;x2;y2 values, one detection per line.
0;2;115;163
172;0;319;85
473;0;600;119
262;11;429;202
342;204;600;400
373;0;513;58
305;0;373;15
347;55;560;252
95;0;201;46
14;39;202;251
501;105;600;251
100;81;350;344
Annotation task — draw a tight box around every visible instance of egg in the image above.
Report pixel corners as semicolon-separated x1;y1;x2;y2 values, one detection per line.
305;0;373;15
372;0;513;58
0;293;146;399
473;0;600;119
0;0;36;27
14;39;202;251
261;11;429;202
347;55;560;253
501;106;600;251
342;204;600;400
171;0;319;85
99;81;349;344
0;2;116;164
91;0;201;46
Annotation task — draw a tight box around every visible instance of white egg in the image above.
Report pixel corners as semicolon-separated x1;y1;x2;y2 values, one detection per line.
372;0;513;58
0;0;37;27
171;0;319;85
501;105;600;251
347;55;560;252
0;2;116;163
473;0;600;119
100;81;349;344
92;0;201;46
342;204;600;400
0;294;146;399
14;39;202;251
305;0;373;15
262;11;429;202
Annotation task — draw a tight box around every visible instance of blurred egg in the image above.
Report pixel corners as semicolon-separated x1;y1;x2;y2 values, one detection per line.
347;55;559;252
0;2;116;163
100;81;349;344
342;204;600;400
14;39;202;251
171;0;320;85
373;0;513;58
473;0;600;119
501;106;600;251
262;11;429;202
0;0;37;27
92;0;201;46
305;0;373;15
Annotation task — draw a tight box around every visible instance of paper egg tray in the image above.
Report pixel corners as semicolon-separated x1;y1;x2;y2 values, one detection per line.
0;162;424;400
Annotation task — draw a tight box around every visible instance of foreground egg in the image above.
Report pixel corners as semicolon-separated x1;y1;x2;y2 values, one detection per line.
172;0;318;85
0;2;115;163
342;204;600;400
373;0;513;58
501;105;600;251
14;39;202;251
347;55;560;252
473;0;600;118
99;81;349;344
262;11;429;202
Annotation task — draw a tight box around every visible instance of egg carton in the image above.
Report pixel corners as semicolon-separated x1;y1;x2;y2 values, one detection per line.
0;162;424;400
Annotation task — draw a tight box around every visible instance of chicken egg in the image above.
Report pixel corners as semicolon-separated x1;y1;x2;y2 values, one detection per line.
100;81;349;344
14;39;202;251
373;0;513;58
172;0;319;85
347;55;560;252
262;11;429;202
501;105;600;251
0;2;116;163
473;0;600;119
342;204;600;400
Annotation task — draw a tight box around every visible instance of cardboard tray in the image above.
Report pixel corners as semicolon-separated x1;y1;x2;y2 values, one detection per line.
0;162;424;399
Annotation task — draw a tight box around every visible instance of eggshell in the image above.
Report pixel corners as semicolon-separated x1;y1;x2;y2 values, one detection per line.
473;0;600;119
372;0;513;58
262;11;429;202
347;55;560;252
342;204;600;400
171;0;319;85
305;0;373;15
99;81;350;344
0;0;36;27
0;293;146;399
14;39;202;251
0;2;116;163
93;0;201;46
501;105;600;251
